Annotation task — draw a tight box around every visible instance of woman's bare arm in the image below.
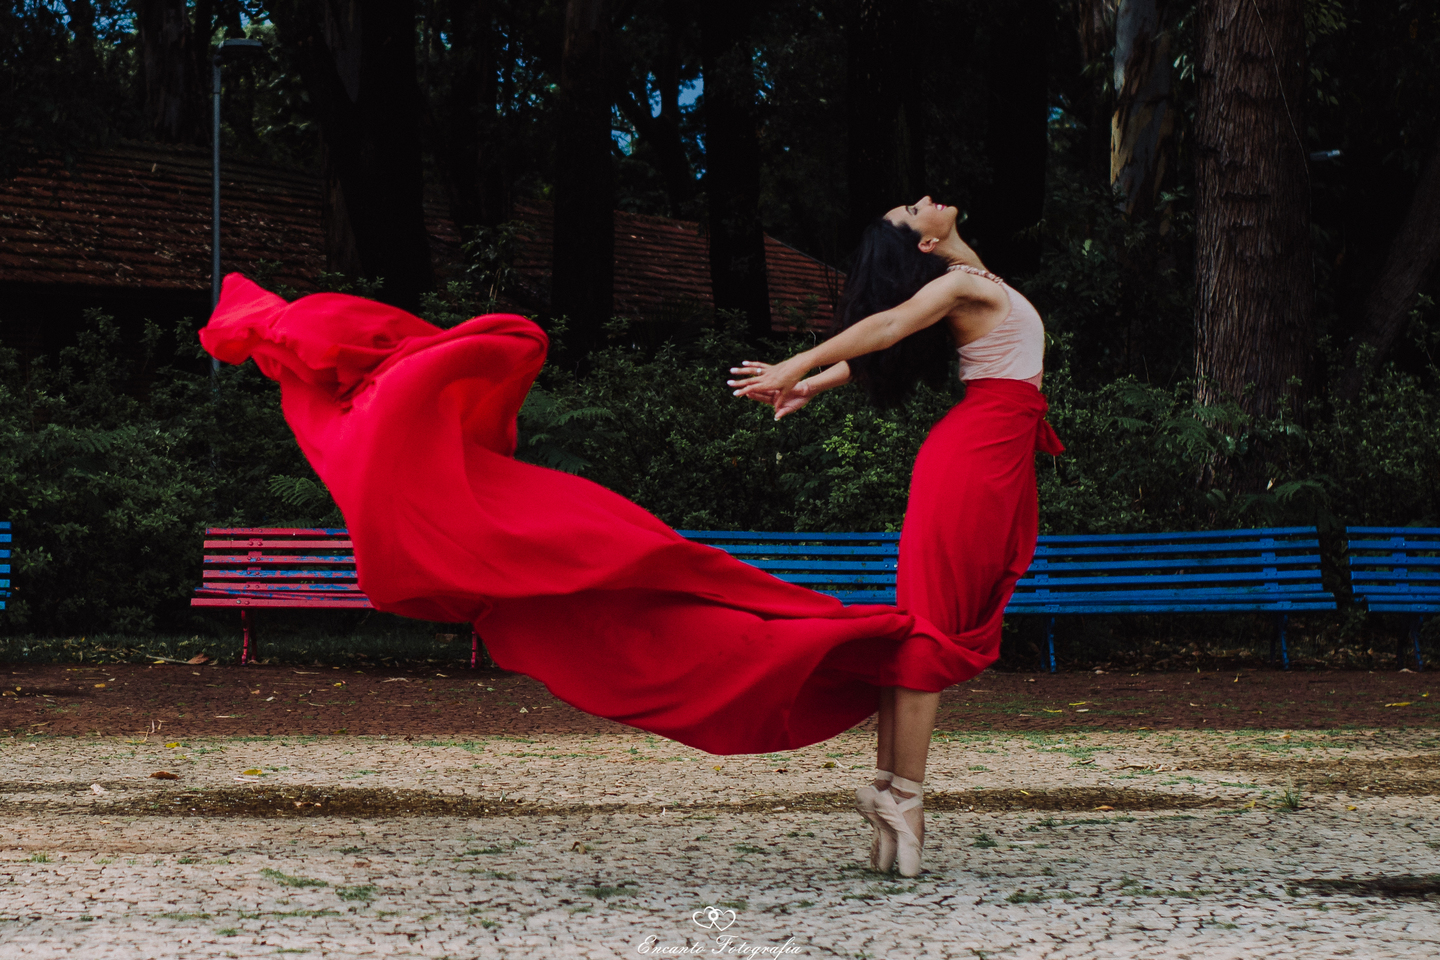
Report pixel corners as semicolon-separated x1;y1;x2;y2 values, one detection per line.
728;271;1001;401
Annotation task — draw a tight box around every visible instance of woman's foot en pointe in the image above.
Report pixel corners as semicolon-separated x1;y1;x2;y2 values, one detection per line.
872;775;924;877
854;770;896;872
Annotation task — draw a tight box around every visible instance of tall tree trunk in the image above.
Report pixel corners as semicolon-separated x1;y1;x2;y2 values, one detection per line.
967;0;1051;278
1193;0;1312;427
1335;138;1440;402
135;0;202;143
434;0;508;233
552;0;616;356
1111;0;1175;216
845;0;925;244
615;0;693;219
700;0;771;340
1073;0;1117;186
272;0;433;312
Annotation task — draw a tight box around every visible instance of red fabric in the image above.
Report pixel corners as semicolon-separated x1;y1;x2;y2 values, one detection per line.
893;379;1064;685
200;274;1060;754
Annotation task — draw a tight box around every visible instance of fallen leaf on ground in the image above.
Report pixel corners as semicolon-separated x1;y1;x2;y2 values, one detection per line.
150;771;179;780
241;768;264;777
186;655;210;665
164;742;181;749
1094;805;1114;811
90;783;108;795
381;678;410;683
1385;702;1412;707
1043;709;1063;714
93;683;105;689
1068;702;1088;706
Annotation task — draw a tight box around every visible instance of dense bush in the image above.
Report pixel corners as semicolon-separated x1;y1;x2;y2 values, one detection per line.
2;298;1438;639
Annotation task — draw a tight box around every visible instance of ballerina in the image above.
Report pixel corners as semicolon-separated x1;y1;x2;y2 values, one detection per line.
728;196;1060;876
199;197;1057;882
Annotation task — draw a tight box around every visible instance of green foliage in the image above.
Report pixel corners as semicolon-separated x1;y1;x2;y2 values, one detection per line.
0;2;135;176
4;304;1440;639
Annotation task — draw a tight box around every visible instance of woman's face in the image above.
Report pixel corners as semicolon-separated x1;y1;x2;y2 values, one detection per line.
884;196;957;248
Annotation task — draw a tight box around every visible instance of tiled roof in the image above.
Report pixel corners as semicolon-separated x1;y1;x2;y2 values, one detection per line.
0;142;841;329
507;201;843;329
0;142;459;296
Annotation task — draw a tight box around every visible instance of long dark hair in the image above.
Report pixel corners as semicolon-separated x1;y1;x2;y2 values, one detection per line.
833;218;952;409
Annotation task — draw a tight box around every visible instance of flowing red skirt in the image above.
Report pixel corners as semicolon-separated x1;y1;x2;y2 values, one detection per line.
201;275;1062;754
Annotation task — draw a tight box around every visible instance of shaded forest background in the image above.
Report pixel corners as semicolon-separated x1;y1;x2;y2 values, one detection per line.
2;0;1440;663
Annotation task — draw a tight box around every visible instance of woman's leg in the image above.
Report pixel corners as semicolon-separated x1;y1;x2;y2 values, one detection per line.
890;688;940;840
874;686;898;788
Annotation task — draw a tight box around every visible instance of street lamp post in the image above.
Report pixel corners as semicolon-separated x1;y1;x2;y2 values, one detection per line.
211;37;265;374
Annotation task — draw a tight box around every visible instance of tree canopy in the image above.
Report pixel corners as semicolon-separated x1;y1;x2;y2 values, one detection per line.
2;0;1438;426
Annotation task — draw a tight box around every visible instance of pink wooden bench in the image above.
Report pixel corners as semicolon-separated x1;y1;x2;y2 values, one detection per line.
191;527;482;666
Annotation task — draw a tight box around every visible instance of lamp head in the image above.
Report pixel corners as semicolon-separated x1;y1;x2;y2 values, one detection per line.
216;38;264;62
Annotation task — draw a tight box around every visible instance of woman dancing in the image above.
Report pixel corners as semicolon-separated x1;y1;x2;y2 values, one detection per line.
198;198;1056;882
728;196;1061;876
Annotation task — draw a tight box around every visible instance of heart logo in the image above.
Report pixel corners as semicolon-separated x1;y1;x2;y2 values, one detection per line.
691;906;737;931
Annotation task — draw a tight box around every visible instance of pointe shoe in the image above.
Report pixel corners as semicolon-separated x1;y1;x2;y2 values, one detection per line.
855;784;897;872
873;777;923;877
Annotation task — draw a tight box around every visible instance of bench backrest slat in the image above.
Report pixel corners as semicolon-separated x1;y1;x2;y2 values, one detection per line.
1345;527;1440;613
194;525;366;607
192;525;1335;615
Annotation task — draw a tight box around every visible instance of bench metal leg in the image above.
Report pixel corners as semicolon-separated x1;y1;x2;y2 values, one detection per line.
1411;616;1425;671
239;608;254;666
1273;614;1290;671
1046;617;1057;674
470;628;480;670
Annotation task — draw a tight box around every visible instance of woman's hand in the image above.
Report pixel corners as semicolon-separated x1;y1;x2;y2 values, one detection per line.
769;382;813;420
727;358;809;402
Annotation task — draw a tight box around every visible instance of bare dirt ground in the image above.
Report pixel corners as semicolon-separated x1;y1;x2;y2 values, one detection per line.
1;663;1435;739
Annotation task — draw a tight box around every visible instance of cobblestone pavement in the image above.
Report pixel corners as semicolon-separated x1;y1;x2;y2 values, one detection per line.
1;729;1438;958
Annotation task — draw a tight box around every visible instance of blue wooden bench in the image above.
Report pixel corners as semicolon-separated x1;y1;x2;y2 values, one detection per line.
0;521;10;611
679;527;1336;671
1010;528;1335;670
1345;527;1440;670
677;531;901;603
191;527;483;667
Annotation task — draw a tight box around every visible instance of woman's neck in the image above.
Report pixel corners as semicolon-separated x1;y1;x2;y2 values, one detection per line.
936;235;987;272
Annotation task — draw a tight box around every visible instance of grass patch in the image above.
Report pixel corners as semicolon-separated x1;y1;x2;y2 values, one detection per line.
259;868;328;888
335;885;377;901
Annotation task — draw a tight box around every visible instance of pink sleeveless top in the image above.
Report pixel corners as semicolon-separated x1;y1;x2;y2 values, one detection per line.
947;264;1044;386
